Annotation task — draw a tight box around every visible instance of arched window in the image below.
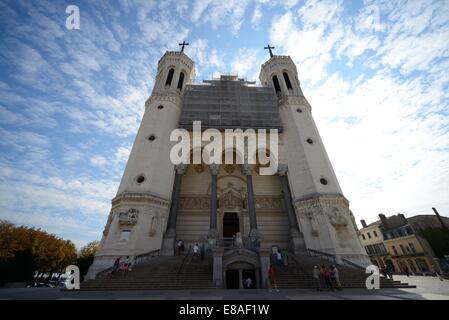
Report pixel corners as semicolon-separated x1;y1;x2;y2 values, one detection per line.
272;75;281;93
283;72;293;90
165;68;175;86
177;72;185;90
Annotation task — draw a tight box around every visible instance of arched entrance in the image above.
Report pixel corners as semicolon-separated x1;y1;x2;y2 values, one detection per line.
222;248;260;289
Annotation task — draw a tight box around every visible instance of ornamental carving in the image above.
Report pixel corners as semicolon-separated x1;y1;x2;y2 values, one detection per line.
149;211;163;237
254;197;283;210
119;208;139;226
180;197;210;209
224;164;235;175
220;191;243;209
194;164;205;173
327;207;348;227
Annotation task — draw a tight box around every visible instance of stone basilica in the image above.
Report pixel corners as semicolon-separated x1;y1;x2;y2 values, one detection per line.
85;44;371;289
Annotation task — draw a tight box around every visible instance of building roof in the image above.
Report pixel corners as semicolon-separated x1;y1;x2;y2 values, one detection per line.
179;76;283;131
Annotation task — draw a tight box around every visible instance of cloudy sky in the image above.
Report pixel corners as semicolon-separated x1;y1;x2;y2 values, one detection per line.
0;0;448;248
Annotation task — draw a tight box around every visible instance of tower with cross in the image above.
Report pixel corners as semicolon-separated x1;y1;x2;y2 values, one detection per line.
264;44;275;58
179;40;189;53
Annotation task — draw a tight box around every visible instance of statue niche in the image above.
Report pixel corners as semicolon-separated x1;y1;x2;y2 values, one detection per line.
119;208;139;226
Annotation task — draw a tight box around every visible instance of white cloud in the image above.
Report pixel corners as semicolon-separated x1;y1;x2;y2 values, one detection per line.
231;48;260;78
190;0;252;34
251;5;263;29
90;155;107;167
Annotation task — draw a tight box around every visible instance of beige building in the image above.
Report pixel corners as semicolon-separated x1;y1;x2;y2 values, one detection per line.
358;220;389;269
359;213;449;274
86;47;370;287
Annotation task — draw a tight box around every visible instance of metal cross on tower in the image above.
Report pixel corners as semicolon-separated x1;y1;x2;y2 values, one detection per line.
264;44;275;58
179;41;189;53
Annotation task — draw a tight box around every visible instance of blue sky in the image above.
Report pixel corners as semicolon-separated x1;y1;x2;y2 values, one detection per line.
0;0;448;249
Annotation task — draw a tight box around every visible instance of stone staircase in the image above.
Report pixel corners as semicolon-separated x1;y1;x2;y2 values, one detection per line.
273;253;416;289
81;251;214;291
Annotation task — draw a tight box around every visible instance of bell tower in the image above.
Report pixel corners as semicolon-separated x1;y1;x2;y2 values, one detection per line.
259;47;370;266
86;46;196;279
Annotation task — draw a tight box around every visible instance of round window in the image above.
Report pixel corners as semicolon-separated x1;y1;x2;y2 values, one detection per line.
148;135;156;141
136;175;145;183
157;105;164;110
306;138;313;144
296;108;302;113
320;178;328;185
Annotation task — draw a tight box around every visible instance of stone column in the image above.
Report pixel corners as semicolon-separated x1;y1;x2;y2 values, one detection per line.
259;248;271;289
161;163;186;255
238;269;243;289
243;164;258;239
278;164;306;254
208;164;220;245
212;247;224;288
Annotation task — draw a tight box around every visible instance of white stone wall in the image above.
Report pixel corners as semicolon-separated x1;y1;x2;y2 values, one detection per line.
259;56;370;266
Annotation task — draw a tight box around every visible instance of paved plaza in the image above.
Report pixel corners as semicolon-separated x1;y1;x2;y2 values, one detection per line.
0;276;448;300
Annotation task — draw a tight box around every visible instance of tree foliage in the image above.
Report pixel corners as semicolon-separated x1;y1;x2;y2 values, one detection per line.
0;220;77;285
76;240;99;281
418;228;449;258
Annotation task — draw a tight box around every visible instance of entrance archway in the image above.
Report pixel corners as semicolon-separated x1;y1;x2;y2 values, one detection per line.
225;270;240;289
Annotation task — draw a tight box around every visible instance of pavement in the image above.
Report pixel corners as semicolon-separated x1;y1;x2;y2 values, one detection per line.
0;276;448;300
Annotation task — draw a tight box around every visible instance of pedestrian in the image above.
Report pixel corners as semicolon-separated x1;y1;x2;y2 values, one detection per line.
313;266;322;291
121;256;130;276
245;277;252;289
431;265;444;281
386;266;393;280
193;243;199;257
111;257;121;274
177;240;183;256
200;243;205;261
276;250;283;266
404;267;410;277
322;265;333;291
281;249;289;266
331;265;342;290
268;264;280;292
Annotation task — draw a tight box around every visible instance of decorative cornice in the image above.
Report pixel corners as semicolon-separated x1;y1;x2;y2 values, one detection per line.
278;95;311;110
145;91;182;108
112;192;170;209
158;51;194;69
294;193;349;210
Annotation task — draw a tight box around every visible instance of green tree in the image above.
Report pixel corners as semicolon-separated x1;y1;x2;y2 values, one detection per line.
76;241;99;281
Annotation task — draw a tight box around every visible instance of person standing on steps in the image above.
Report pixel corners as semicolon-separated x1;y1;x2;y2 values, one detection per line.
111;257;121;274
268;264;280;292
331;265;342;290
313;266;322;291
177;240;183;256
121;256;130;277
276;250;283;266
193;243;199;257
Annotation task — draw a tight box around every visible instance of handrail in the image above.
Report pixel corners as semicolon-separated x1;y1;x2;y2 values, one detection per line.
306;248;365;270
95;249;160;279
341;258;365;271
176;246;192;287
306;248;338;264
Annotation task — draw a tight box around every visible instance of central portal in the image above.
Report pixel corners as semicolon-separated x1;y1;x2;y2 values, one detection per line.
223;212;239;238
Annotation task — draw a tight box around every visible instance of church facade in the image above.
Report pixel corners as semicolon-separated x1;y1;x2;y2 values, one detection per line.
86;47;370;287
